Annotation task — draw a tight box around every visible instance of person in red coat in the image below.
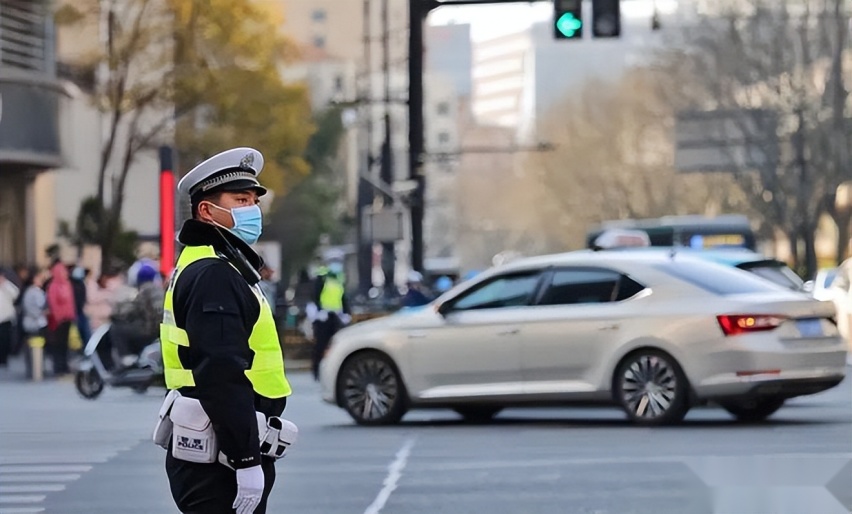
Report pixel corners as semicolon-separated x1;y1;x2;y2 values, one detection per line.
46;262;76;375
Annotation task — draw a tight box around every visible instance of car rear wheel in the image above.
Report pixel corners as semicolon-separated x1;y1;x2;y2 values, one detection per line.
338;352;406;426
453;406;503;423
721;397;785;422
614;350;690;426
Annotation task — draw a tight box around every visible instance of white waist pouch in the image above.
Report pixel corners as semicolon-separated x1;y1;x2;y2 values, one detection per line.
259;416;299;459
152;390;180;449
170;396;218;464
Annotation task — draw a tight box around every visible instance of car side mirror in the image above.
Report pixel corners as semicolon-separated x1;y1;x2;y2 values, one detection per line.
436;302;452;317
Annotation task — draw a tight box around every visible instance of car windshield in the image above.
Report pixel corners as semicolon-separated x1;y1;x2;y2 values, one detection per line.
656;260;788;295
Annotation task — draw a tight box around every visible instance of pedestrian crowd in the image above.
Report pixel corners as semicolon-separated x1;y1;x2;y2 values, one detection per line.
0;259;165;379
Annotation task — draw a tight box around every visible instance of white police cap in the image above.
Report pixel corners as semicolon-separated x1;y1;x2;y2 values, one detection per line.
178;147;267;199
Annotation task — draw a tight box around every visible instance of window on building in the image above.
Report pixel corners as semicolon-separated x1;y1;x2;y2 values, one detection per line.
436;101;450;115
0;1;50;72
313;35;326;49
312;9;327;22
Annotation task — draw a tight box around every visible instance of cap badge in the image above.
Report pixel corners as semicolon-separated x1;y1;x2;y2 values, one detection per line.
240;152;255;170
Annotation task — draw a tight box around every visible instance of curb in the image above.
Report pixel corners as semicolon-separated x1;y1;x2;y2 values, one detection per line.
286;359;312;372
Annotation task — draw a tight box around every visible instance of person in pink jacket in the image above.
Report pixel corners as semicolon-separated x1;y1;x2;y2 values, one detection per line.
46;262;76;375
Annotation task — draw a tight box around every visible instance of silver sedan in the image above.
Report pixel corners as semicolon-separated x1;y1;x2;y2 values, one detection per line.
319;251;847;425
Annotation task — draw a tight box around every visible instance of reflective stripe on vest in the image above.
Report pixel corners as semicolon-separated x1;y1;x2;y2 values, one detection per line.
319;277;345;312
160;245;291;399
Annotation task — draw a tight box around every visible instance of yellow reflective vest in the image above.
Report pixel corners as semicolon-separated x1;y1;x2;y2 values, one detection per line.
160;245;291;399
319;276;345;312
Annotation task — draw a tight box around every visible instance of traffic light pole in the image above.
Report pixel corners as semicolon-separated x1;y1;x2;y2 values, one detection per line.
407;0;547;273
408;0;426;273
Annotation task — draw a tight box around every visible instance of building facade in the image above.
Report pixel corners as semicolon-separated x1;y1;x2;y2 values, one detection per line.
0;0;64;266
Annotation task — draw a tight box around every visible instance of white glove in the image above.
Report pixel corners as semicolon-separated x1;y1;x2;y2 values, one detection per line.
316;309;329;322
233;465;264;514
305;302;318;322
339;313;352;325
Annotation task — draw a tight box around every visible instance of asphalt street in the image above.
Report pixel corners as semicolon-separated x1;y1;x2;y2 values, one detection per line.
1;359;850;514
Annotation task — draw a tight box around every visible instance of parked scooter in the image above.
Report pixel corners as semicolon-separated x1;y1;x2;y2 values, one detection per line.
75;323;164;399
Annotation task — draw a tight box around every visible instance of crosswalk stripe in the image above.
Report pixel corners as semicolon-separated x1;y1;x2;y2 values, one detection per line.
0;485;65;494
0;465;92;474
0;508;46;514
0;456;110;465
0;497;45;505
0;474;80;483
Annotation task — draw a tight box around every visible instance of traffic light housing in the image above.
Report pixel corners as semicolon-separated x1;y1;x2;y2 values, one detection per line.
553;0;583;40
592;0;621;38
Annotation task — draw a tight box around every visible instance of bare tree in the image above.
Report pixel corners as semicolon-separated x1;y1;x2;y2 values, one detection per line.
525;68;749;252
660;0;851;274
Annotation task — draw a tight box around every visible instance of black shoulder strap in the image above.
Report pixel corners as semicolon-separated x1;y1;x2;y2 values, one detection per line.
213;227;261;286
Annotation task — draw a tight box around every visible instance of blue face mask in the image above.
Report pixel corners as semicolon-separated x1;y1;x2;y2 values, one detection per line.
209;203;263;245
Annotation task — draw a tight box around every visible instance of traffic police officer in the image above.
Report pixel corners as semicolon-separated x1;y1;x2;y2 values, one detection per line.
161;147;292;514
307;258;350;380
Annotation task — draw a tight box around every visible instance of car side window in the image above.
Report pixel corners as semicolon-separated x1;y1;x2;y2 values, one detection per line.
537;269;644;306
450;272;541;311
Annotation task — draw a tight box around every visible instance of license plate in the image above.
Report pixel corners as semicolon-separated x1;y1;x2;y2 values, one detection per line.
796;318;823;338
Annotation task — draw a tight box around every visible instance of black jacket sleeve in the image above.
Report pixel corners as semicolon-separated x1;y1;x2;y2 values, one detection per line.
313;276;325;306
179;262;262;469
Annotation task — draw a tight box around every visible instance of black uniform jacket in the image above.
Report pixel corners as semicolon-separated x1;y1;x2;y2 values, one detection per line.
172;220;287;469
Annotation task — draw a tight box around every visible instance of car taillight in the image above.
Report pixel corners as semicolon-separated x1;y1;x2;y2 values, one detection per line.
717;315;787;336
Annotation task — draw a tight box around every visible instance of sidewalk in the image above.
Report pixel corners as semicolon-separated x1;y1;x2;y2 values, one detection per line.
1;354;42;383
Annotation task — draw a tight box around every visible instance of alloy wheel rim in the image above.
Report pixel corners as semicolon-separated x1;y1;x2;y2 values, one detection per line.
342;358;398;420
620;355;677;419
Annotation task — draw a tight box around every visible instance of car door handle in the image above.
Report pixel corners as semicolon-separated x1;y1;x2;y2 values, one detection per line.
598;324;620;331
497;328;520;336
408;332;427;339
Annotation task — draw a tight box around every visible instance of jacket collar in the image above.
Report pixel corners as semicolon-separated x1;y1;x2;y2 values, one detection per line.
177;219;264;271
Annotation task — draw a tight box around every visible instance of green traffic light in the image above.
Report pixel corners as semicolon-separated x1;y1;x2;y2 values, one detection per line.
556;12;583;38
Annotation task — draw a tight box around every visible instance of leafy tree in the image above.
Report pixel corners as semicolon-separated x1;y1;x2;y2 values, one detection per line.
56;0;313;271
58;196;139;268
263;107;349;283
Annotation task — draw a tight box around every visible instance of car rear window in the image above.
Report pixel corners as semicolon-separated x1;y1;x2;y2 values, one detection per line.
740;264;803;291
656;260;786;295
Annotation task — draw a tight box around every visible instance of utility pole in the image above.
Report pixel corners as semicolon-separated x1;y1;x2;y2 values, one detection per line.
356;0;375;295
408;0;426;273
380;0;396;290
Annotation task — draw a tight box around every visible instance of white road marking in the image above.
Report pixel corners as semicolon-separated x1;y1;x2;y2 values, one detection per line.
0;475;80;483
0;497;45;505
0;465;92;474
364;438;416;514
0;485;65;494
0;463;93;511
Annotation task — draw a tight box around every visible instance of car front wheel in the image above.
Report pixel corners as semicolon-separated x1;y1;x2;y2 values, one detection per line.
721;397;785;422
338;351;407;426
614;350;690;426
